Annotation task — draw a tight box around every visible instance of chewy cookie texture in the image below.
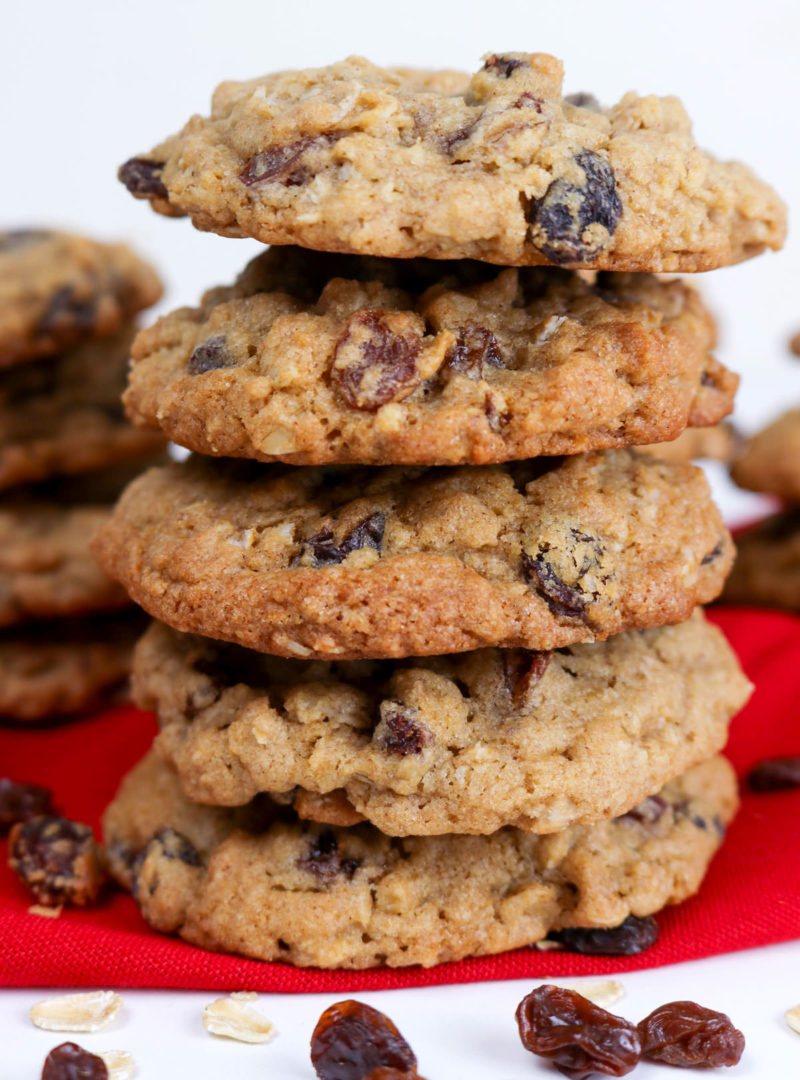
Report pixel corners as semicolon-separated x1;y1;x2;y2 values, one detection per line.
138;611;751;836
0;228;163;722
0;613;143;723
125;248;735;466
0;229;162;368
0;323;165;492
118;53;785;271
731;408;800;502
104;750;738;969
724;411;800;610
0;464;161;629
92;450;733;660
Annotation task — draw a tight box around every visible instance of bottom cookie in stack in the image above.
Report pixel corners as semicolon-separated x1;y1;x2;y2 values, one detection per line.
104;749;737;969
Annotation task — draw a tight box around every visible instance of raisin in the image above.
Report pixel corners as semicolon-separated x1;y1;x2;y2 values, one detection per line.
483;54;526;78
484;392;509;433
503;650;552;704
187;335;235;374
332;311;423;410
310;1000;419;1080
441;123;476;155
516;986;641;1079
130;828;201;903
638;1001;745;1068
240;135;335;187
748;756;800;792
42;1042;108;1080
0;779;53;835
149;827;202;866
38;286;96;336
301;512;386;568
118;157;167;198
365;1071;421;1080
0;228;51;252
298;831;360;885
549;915;659;956
522;552;588;619
185;657;230;718
513;92;543;111
673;798;710;831
442;325;504;381
620;794;668;826
8;816;106;907
701;540;724;565
528;150;622;264
565;92;602;110
376;700;431;755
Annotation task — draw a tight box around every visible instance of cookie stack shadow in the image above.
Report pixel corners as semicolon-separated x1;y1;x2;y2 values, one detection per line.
0;229;165;723
96;52;785;969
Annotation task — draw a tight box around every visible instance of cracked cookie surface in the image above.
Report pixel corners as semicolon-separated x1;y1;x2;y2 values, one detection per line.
118;53;785;271
103;750;737;969
126;247;735;466
0;325;166;491
93;450;733;659
0;229;162;367
137;611;750;836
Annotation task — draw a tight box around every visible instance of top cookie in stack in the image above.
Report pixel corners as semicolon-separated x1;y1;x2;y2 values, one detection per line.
95;52;776;969
118;52;785;270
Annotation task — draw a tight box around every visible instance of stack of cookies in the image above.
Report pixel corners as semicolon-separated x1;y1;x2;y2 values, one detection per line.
97;53;784;968
0;229;165;722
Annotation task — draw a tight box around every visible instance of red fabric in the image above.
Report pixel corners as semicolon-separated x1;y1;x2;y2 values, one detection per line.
1;606;799;992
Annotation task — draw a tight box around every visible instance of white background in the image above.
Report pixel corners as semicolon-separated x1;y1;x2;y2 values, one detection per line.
2;0;800;1075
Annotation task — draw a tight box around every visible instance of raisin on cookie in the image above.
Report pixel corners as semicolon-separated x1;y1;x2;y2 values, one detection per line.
119;53;785;271
92;450;733;660
125;247;735;466
103;750;738;969
0;229;162;367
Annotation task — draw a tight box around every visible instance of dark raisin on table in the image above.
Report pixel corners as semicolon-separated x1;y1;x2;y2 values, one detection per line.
638;1000;745;1068
8;815;106;907
516;986;641;1079
310;999;421;1080
41;1041;108;1080
548;915;659;956
0;779;52;834
748;756;800;792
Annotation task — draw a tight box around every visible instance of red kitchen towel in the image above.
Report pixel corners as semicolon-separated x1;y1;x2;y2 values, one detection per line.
1;605;799;992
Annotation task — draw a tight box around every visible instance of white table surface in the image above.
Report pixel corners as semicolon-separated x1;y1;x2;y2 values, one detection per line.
1;941;799;1078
